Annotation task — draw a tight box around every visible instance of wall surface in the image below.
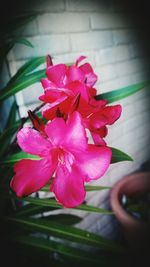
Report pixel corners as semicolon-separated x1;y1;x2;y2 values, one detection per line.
6;0;150;239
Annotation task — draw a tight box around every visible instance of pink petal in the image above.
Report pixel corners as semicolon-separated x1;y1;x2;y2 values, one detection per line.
45;112;88;151
75;144;112;182
75;55;86;66
67;66;85;83
51;164;85;208
41;97;72;120
46;64;67;87
41;78;56;91
46;55;53;67
17;127;52;156
45;118;67;146
67;81;89;101
90;132;107;146
93;105;122;126
79;63;97;86
65;112;88;151
89;98;107;109
11;158;56;197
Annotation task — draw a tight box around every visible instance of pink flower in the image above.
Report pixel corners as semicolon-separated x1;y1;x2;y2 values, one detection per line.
84;102;122;145
10;112;112;208
39;56;98;120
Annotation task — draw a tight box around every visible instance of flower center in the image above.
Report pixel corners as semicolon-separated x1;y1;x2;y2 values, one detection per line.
58;148;75;172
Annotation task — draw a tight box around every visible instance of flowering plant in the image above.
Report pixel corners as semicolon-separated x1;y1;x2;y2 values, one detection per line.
0;53;148;266
10;56;121;208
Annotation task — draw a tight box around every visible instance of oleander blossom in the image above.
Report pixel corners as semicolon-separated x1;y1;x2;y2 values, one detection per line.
10;112;112;208
39;55;98;120
40;55;122;145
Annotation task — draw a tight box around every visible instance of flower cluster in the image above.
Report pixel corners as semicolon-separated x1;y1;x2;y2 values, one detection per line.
10;56;122;207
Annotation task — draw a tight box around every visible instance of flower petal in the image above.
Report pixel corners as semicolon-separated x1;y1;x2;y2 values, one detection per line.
45;118;67;146
10;158;56;197
65;112;88;151
45;112;88;150
67;66;85;83
79;63;97;87
75;55;86;66
90;105;122;126
90;132;107;146
67;81;89;101
17;127;51;156
51;164;85;208
75;144;112;182
46;64;67;87
41;97;72;120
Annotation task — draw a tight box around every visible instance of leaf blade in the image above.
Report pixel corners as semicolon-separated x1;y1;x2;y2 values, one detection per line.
6;216;123;252
0;151;41;164
96;81;149;103
111;147;133;164
0;69;46;102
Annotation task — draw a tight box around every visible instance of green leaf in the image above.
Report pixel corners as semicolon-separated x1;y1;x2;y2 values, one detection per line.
0;12;38;38
14;235;109;266
0;151;41;164
6;216;124;252
0;122;20;157
111;147;133;163
42;184;111;192
9;56;46;85
16;204;60;217
0;69;46;102
15;196;113;215
41;214;82;225
96;81;149;103
15;38;34;48
85;185;111;191
5;101;17;129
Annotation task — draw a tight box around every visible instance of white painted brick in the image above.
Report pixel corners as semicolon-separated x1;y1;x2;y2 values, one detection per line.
10;35;70;60
95;45;130;66
66;0;110;12
97;75;134;93
91;13;133;30
70;31;113;52
131;70;150;84
129;43;148;58
13;19;38;37
116;58;148;77
38;13;89;33
94;64;117;83
24;0;65;12
22;83;43;104
52;51;95;66
113;29;139;45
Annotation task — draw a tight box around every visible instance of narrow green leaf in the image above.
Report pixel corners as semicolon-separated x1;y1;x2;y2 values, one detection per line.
0;69;46;102
6;216;124;252
9;56;46;85
16;196;113;215
15;38;34;48
5;101;17;129
0;122;19;157
0;151;41;164
16;204;59;217
96;81;149;103
14;235;108;266
1;12;38;37
85;185;111;191
41;214;82;225
111;147;133;164
42;184;111;193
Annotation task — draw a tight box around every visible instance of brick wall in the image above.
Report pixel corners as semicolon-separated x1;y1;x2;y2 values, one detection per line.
6;0;150;239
